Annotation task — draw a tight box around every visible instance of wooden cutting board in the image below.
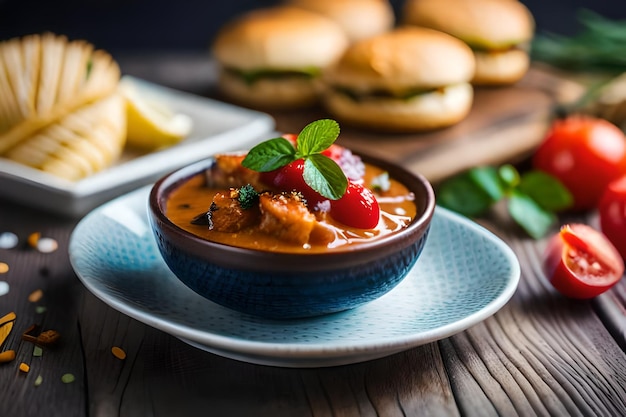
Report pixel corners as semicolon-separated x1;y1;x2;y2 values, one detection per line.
265;65;587;183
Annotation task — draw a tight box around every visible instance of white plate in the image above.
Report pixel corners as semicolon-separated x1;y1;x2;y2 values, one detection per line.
0;76;275;217
69;186;520;368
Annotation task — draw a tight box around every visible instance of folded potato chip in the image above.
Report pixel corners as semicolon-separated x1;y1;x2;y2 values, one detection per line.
5;93;126;181
0;33;120;154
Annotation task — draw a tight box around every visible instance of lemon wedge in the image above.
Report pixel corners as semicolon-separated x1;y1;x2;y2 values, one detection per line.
120;79;192;150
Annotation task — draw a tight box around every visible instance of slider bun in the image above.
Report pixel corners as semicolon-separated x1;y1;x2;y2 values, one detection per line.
325;27;475;91
472;48;530;86
322;27;475;131
288;0;395;42
403;0;534;85
403;0;534;50
212;6;348;71
323;83;473;132
217;70;321;110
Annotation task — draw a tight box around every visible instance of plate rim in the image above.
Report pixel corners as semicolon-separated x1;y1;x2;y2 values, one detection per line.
70;186;521;367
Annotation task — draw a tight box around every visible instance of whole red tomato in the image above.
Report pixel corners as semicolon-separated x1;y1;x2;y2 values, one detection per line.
260;159;326;208
599;175;626;260
532;116;626;211
543;223;624;299
330;182;380;229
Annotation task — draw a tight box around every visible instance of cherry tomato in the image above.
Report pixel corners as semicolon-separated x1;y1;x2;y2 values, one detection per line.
330;182;380;229
543;223;624;299
599;175;626;260
532;116;626;211
260;159;326;207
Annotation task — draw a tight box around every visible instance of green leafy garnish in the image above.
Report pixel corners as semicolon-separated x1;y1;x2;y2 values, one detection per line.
242;119;348;200
437;164;573;239
532;9;626;72
237;184;259;210
228;67;322;85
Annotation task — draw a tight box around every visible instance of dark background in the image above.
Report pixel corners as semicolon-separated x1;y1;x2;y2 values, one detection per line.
1;0;625;58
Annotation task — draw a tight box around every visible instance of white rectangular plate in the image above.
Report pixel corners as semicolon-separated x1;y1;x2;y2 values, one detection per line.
0;76;276;217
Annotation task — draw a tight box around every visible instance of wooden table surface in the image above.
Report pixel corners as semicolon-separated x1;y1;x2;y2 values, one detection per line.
0;55;625;417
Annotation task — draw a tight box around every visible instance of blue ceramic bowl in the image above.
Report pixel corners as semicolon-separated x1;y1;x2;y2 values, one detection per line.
148;153;435;319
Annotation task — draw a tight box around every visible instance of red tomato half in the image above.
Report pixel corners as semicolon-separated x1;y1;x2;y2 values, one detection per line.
330;182;380;229
543;223;624;299
532;116;626;211
599;175;626;260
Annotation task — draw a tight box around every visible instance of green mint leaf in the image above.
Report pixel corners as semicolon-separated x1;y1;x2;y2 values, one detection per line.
468;166;506;201
242;119;348;199
437;172;495;217
242;137;296;172
498;164;521;188
303;154;347;200
508;190;557;239
517;170;574;212
297;119;340;156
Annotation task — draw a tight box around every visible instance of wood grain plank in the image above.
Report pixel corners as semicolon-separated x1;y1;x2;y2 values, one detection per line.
0;202;85;417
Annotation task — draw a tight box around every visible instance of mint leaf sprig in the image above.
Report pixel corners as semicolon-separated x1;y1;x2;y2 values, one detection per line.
242;119;348;200
437;165;573;239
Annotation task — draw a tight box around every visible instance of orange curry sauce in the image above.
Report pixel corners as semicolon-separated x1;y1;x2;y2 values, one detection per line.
165;163;417;254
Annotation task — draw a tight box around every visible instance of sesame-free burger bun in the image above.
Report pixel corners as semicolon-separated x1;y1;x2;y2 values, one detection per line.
212;6;349;109
287;0;395;42
403;0;534;85
322;27;475;132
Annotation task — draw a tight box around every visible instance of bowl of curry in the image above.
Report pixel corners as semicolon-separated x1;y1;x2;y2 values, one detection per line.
148;141;435;319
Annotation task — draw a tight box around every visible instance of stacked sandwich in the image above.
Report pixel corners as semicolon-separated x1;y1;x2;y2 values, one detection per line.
402;0;535;86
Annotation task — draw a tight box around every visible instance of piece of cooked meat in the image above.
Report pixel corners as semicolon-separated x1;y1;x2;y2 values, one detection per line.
206;154;262;189
208;189;260;232
258;192;316;245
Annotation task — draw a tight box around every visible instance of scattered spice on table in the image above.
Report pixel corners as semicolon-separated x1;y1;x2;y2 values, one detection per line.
19;362;30;373
0;350;16;363
35;306;46;314
36;330;60;346
36;237;58;253
22;325;60;347
0;312;15;327
0;312;16;347
27;232;40;248
0;232;18;249
111;346;126;360
33;346;43;357
28;289;43;303
61;373;75;383
0;263;8;274
34;375;43;387
0;282;8;296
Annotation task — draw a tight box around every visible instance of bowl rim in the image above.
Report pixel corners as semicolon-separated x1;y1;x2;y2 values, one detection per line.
148;150;435;271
